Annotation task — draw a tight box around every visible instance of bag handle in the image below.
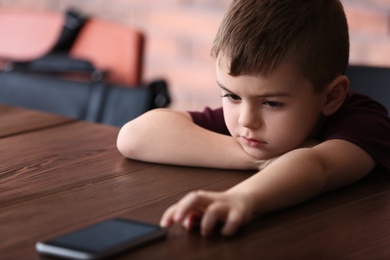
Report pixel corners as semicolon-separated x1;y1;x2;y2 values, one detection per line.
49;9;88;54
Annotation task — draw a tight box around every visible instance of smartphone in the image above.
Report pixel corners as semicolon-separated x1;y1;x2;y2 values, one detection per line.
36;218;167;259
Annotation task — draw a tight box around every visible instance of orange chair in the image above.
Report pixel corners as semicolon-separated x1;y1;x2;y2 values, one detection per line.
70;18;144;86
0;8;144;86
0;8;61;60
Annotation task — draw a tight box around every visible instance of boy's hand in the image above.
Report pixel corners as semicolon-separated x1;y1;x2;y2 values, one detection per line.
159;138;320;237
160;190;254;237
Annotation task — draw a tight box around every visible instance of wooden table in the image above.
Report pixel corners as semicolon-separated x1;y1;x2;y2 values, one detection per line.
1;105;390;259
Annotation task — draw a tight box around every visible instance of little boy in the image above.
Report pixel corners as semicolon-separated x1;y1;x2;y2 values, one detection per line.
117;0;390;237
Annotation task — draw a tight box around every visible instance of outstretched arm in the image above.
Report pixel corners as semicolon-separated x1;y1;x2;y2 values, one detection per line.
117;108;262;170
160;139;376;236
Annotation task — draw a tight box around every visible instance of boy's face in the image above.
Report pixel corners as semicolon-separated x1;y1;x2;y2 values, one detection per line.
216;55;327;160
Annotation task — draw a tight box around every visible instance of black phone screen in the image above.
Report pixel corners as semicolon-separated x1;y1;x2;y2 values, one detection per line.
41;218;166;255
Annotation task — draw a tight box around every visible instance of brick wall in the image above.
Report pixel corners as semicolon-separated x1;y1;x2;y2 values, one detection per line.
1;0;389;110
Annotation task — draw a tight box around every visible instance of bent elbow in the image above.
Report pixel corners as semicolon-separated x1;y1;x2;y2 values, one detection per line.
116;121;140;159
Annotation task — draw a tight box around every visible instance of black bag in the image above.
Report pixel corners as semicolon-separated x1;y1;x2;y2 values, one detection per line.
0;55;170;127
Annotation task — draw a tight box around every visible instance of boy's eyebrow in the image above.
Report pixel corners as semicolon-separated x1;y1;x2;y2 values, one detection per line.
217;81;233;93
216;81;292;98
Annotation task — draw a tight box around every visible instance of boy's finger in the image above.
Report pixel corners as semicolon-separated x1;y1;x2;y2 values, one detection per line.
201;203;227;237
160;204;178;228
182;212;201;230
221;210;244;236
173;191;215;222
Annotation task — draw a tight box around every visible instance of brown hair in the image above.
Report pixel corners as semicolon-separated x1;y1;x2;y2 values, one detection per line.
211;0;350;92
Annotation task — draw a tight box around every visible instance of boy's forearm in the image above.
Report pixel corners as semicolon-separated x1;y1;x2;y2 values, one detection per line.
117;109;259;170
227;140;375;215
227;148;326;215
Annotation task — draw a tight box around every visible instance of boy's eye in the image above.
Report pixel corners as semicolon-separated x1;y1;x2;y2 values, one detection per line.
222;93;241;102
263;100;283;108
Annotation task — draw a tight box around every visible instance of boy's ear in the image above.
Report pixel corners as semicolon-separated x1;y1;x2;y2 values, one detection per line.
322;75;349;116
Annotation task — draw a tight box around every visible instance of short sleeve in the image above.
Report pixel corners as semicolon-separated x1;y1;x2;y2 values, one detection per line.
319;92;390;170
188;107;230;135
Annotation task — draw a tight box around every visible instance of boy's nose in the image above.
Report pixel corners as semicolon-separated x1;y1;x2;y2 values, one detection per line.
238;105;262;129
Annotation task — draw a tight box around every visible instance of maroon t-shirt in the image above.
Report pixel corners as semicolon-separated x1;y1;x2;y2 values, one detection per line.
189;91;390;170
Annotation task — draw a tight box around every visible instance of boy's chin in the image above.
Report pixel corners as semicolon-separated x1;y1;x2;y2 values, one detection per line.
242;147;275;161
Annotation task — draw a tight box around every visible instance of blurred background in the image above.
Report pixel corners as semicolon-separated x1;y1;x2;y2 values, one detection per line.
1;0;389;111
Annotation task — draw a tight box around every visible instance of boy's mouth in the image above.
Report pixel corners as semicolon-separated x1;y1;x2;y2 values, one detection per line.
241;136;267;148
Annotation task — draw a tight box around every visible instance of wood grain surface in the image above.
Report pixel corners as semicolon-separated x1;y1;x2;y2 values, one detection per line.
1;106;389;259
0;105;73;138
